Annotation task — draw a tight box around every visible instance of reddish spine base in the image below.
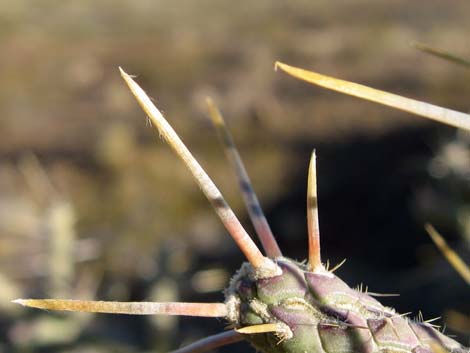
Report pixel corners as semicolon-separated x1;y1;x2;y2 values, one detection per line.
225;258;468;353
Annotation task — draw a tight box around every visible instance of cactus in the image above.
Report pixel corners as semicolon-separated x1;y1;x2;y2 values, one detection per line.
13;67;470;353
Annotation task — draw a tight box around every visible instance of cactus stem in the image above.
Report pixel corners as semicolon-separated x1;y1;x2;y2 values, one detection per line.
206;97;282;259
322;322;369;330
12;299;228;317
119;68;280;276
170;330;243;353
307;151;323;271
275;61;470;131
429;342;450;353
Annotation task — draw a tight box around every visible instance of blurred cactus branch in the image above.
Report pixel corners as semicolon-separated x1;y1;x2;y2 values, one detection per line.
17;153;58;205
18;153;76;298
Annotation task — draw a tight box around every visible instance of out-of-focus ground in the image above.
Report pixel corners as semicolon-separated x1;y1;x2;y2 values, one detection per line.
1;1;470;352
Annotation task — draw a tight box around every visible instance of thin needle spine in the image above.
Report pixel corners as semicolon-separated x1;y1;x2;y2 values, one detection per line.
329;258;347;273
307;151;323;271
12;299;228;317
119;68;279;277
206;97;282;258
275;61;470;131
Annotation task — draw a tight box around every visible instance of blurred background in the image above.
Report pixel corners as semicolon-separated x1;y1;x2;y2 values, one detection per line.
1;1;469;352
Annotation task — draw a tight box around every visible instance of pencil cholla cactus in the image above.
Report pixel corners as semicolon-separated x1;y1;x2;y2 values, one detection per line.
13;67;470;353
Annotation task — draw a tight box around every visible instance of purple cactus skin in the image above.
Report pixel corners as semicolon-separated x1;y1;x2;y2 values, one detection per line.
226;258;468;353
